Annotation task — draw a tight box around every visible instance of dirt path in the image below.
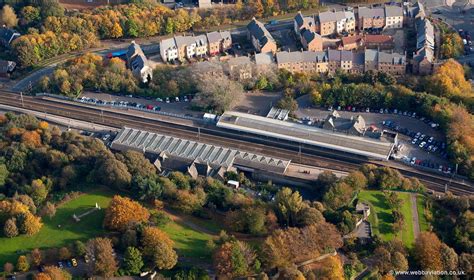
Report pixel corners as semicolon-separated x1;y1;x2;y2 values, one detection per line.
163;208;218;236
410;193;421;238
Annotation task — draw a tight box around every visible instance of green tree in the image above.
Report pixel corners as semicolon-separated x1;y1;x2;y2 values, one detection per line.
274;187;304;227
123;247;144;275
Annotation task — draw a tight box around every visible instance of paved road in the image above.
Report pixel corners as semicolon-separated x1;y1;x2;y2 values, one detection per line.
410;193;421;238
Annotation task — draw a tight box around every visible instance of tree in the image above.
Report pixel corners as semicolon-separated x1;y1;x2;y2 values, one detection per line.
43;266;71;280
16;255;30;272
20;6;40;25
213;241;257;278
428;59;472;98
392;252;408;272
3;262;14;274
0;5;18;27
277;266;305;280
117;150;156;178
261;223;343;269
4;217;19;237
30;179;48;205
440;243;458;271
104;195;150;232
21;131;42;148
414;232;443;271
18;212;43;235
123;247;144;275
0;163;9;187
314;255;344;280
274;187;304;227
110;22;123;38
86;238;118;278
35;273;52;280
141;226;177;270
40;202;56;219
59;247;71;260
192;75;244;113
95;154;132;190
74;240;87;256
31;248;42;266
440;32;464;58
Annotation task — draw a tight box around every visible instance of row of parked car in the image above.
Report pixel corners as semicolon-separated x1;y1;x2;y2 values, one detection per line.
403;156;452;174
382;120;448;158
78;97;162;112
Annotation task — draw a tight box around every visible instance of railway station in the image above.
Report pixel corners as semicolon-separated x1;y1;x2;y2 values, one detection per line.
110;127;291;179
217;111;396;161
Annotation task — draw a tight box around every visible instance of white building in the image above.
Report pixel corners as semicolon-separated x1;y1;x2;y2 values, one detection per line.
385;5;404;29
336;11;356;34
194;35;208;57
159;38;178;62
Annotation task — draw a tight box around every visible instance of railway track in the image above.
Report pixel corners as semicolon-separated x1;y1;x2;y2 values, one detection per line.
0;90;472;196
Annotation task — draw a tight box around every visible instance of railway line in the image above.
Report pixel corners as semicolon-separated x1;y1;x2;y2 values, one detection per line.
0;90;472;196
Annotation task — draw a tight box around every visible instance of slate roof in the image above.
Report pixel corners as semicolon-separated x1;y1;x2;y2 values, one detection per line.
160;37;177;50
302;28;321;43
328;49;352;62
295;11;315;29
408;1;425;18
352;52;365;65
112;127;290;173
247;18;275;47
206;31;222;44
255;52;274;65
414;46;434;62
416;18;434;50
378;51;406;64
174;35;197;48
385;5;403;17
195;34;207;46
358;6;385;19
364;49;379;62
276;51;317;64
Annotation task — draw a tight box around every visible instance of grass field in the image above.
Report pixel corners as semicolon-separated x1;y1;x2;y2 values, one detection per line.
0;189;113;267
358;190;417;247
158;219;214;263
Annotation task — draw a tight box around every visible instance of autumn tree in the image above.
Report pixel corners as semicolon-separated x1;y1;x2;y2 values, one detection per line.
440;32;464;58
117;150;156;178
261;222;343;269
428;59;472;99
213;240;258;278
43;265;72;280
414;232;443;271
110;22;123;38
3;217;19;237
21;131;42;148
192;75;244;113
16;255;30;272
313;255;344;280
141;226;177;270
123;246;144;275
95;154;132;189
31;248;42;266
34;273;52;280
3;262;14;274
86;238;118;278
18;212;43;235
59;247;71;260
40;202;56;219
104;195;150;232
0;5;18;27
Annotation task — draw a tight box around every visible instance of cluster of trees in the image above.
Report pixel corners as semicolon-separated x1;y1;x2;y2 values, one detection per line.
0;197;43;237
6;0;320;66
40;53;139;97
440;26;464;59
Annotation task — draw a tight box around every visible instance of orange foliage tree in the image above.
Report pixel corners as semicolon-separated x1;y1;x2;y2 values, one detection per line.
141;226;177;270
103;195;150;232
21;130;42;148
414;232;443;271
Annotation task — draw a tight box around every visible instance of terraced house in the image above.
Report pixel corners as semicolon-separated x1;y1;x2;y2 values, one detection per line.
384;5;404;29
358;6;385;30
206;31;232;56
316;10;356;36
247;18;277;53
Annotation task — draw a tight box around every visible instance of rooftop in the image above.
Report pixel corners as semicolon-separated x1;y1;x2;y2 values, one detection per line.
217;111;395;160
358;6;385;19
255;52;274;65
111;127;291;173
160;37;177;50
247;18;275;47
385;5;403;17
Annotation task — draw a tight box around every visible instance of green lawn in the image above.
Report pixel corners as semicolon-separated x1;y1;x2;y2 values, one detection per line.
0;189;113;267
358;190;417;247
416;194;430;232
158;219;214;264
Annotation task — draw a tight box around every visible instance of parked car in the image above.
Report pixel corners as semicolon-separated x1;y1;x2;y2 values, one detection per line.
71;258;78;267
165;97;170;103
410;157;416;165
419;141;426;148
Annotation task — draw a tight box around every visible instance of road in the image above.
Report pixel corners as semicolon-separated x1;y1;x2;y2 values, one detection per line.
0;91;472;196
